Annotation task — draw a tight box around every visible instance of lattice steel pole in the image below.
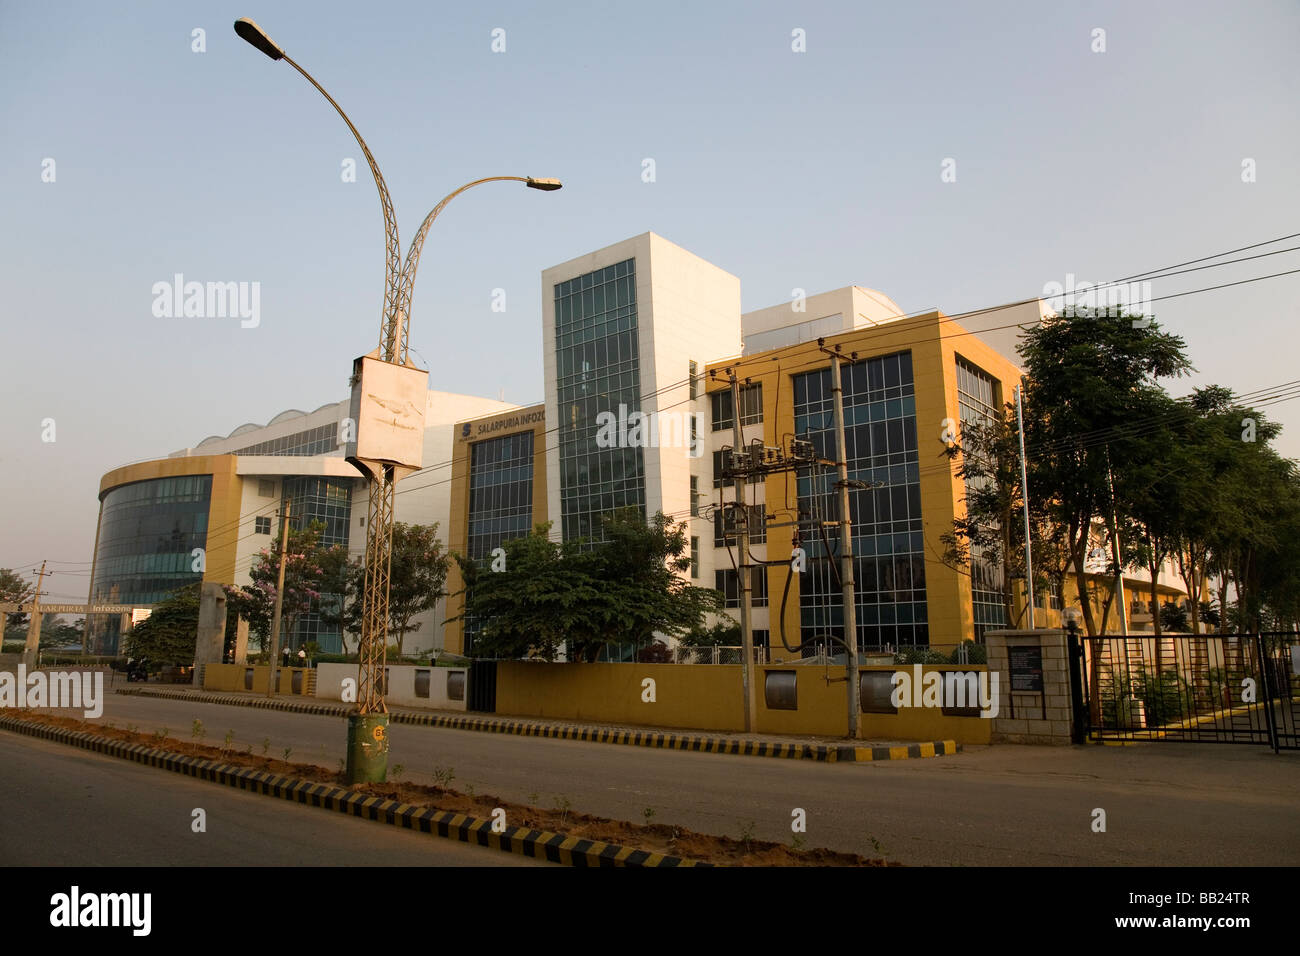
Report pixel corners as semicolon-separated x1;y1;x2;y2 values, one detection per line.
234;19;561;782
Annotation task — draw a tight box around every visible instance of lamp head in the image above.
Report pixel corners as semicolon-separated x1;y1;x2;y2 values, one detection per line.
234;18;286;61
525;177;563;191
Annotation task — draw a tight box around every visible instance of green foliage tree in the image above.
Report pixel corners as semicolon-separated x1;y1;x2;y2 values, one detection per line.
451;510;722;662
334;522;450;658
1019;309;1193;637
680;618;741;647
225;519;347;655
0;567;34;630
38;615;83;649
123;583;201;664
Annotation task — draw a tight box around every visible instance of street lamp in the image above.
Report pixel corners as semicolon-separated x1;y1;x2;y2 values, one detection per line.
234;17;561;782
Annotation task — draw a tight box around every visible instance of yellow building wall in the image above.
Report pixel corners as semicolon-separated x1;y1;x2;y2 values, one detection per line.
99;455;242;587
707;312;1025;658
493;661;992;743
202;662;309;694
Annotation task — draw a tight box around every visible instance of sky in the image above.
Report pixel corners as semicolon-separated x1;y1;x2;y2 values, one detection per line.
2;0;1298;601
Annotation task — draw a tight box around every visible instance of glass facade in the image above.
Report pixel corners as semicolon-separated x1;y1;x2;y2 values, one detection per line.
281;476;354;654
88;475;212;654
555;258;645;543
232;423;339;457
793;350;927;648
463;431;536;655
955;357;1008;639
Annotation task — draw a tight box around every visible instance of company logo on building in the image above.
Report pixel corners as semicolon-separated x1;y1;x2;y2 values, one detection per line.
890;665;999;718
595;403;705;458
462;409;544;441
151;273;261;328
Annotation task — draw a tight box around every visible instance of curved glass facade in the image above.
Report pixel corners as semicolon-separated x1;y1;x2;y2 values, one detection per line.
89;475;212;653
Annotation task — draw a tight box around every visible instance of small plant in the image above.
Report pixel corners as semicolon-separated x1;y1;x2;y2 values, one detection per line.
391;763;405;781
105;721;115;730
866;834;886;857
282;747;293;762
738;820;757;853
465;782;476;798
337;758;345;774
126;723;138;734
528;790;539;806
261;737;270;756
642;807;656;826
791;833;806;851
553;795;572;828
244;742;253;755
191;719;205;740
223;730;235;753
154;727;169;742
431;765;455;789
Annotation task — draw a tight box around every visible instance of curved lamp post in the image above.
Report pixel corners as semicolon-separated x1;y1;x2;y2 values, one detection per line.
234;17;561;782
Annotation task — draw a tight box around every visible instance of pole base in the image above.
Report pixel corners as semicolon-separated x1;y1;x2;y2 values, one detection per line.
345;713;389;783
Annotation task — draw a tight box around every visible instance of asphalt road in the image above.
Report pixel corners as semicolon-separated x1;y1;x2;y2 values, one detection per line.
23;692;1300;866
0;732;547;866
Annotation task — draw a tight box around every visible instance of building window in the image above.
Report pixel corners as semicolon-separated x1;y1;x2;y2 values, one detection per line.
257;479;276;498
689;360;699;399
690;536;699;579
714;568;769;608
464;430;537;654
956;356;1007;639
794;351;926;649
254;516;272;535
1050;578;1064;611
690;476;699;516
554;258;645;544
711;384;763;431
714;505;766;546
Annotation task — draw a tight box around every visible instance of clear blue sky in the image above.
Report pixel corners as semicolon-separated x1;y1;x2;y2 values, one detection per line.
2;0;1297;596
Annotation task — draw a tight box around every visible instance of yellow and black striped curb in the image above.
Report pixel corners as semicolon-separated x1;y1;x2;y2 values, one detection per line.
0;715;708;867
114;687;960;762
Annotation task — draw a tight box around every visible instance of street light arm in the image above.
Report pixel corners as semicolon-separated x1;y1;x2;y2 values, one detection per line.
279;54;403;362
395;176;561;365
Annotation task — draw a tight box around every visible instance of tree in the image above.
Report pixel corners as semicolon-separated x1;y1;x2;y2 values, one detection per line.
123;584;200;664
226;519;348;654
335;522;450;658
451;510;722;662
1019;309;1193;637
0;567;34;630
940;403;1075;631
594;510;723;657
223;582;273;652
680;618;742;647
451;523;607;661
38;615;83;649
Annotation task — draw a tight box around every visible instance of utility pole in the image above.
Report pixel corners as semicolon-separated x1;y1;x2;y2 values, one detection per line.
84;500;104;655
22;560;47;669
729;370;758;733
1105;447;1128;636
1015;385;1035;629
266;499;291;697
827;348;860;738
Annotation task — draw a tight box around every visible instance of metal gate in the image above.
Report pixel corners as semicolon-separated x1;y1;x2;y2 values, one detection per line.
1080;631;1300;751
467;660;497;714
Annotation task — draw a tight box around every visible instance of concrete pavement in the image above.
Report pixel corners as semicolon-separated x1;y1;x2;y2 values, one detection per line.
0;731;548;866
66;691;1300;866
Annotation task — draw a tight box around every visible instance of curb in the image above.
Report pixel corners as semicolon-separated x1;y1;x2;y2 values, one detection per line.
0;715;708;867
115;687;961;763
